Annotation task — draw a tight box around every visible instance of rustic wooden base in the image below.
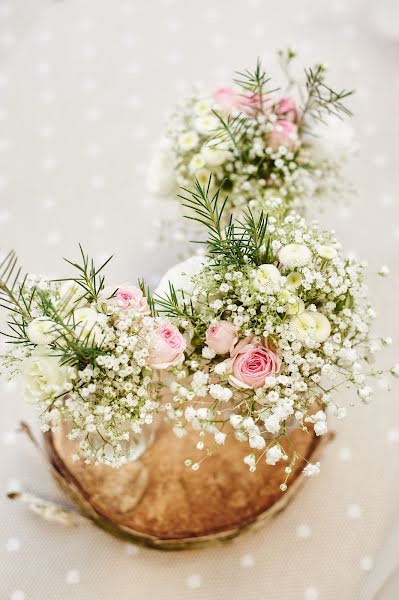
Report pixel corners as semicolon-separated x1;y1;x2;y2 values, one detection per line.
44;423;331;550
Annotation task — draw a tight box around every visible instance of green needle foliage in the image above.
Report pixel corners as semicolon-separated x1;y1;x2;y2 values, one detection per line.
180;176;272;268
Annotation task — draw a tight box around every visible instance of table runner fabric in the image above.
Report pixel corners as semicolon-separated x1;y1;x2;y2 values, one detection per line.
1;1;399;599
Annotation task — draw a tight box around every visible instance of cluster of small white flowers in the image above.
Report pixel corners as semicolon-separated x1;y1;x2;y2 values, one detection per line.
164;214;393;484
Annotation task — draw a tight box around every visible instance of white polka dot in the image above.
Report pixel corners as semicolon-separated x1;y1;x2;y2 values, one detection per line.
347;504;362;519
0;211;11;224
126;543;139;555
40;90;55;104
123;34;136;47
0;4;11;17
380;194;394;207
360;556;373;571
304;587;319;600
240;553;255;568
82;46;97;59
373;154;387;167
91;176;104;190
77;18;93;32
36;62;50;75
2;430;17;445
42;157;57;169
36;30;51;43
6;537;21;552
167;50;181;65
46;232;61;245
127;63;141;76
387;429;399;444
296;523;311;538
132;126;148;140
39;126;54;138
42;197;56;209
66;569;80;585
86;144;101;158
166;18;180;32
10;591;25;600
81;79;97;92
127;95;142;109
91;216;105;229
339;447;352;461
1;32;16;46
86;108;101;121
121;3;136;16
186;574;201;590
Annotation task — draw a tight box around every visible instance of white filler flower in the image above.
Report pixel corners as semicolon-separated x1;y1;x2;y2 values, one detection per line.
279;244;312;268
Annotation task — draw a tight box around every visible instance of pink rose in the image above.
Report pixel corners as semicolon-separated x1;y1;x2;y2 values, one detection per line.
226;337;281;389
212;87;264;116
149;321;187;369
116;286;149;312
205;320;239;355
267;120;298;151
275;97;299;123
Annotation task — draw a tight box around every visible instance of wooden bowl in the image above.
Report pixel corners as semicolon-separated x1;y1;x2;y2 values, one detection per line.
44;422;331;551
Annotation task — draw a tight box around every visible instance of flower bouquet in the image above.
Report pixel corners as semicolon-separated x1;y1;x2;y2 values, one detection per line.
155;179;395;490
0;248;186;466
148;50;356;234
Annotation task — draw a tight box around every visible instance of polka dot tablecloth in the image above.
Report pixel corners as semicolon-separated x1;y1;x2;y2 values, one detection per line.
1;1;399;599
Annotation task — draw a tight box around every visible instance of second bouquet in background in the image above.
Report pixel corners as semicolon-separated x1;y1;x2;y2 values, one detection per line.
148;49;356;232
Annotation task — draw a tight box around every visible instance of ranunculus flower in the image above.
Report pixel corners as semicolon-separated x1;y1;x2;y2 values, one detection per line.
226;337;281;389
267;120;298;151
205;320;238;355
149;321;187;369
275;97;299;123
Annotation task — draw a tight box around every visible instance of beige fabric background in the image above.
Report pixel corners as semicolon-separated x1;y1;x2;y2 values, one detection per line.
0;0;399;598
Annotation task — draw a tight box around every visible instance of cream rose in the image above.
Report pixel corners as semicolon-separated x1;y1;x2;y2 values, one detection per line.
149;321;187;369
205;320;239;355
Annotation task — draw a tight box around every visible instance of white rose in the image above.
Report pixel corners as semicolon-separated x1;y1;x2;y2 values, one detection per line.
27;317;57;345
279;244;312;269
155;255;208;297
253;264;281;294
146;150;176;196
23;349;72;404
305;113;355;163
58;280;87;315
73;307;103;345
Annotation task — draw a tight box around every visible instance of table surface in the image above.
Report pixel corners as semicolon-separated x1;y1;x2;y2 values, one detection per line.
1;1;399;599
